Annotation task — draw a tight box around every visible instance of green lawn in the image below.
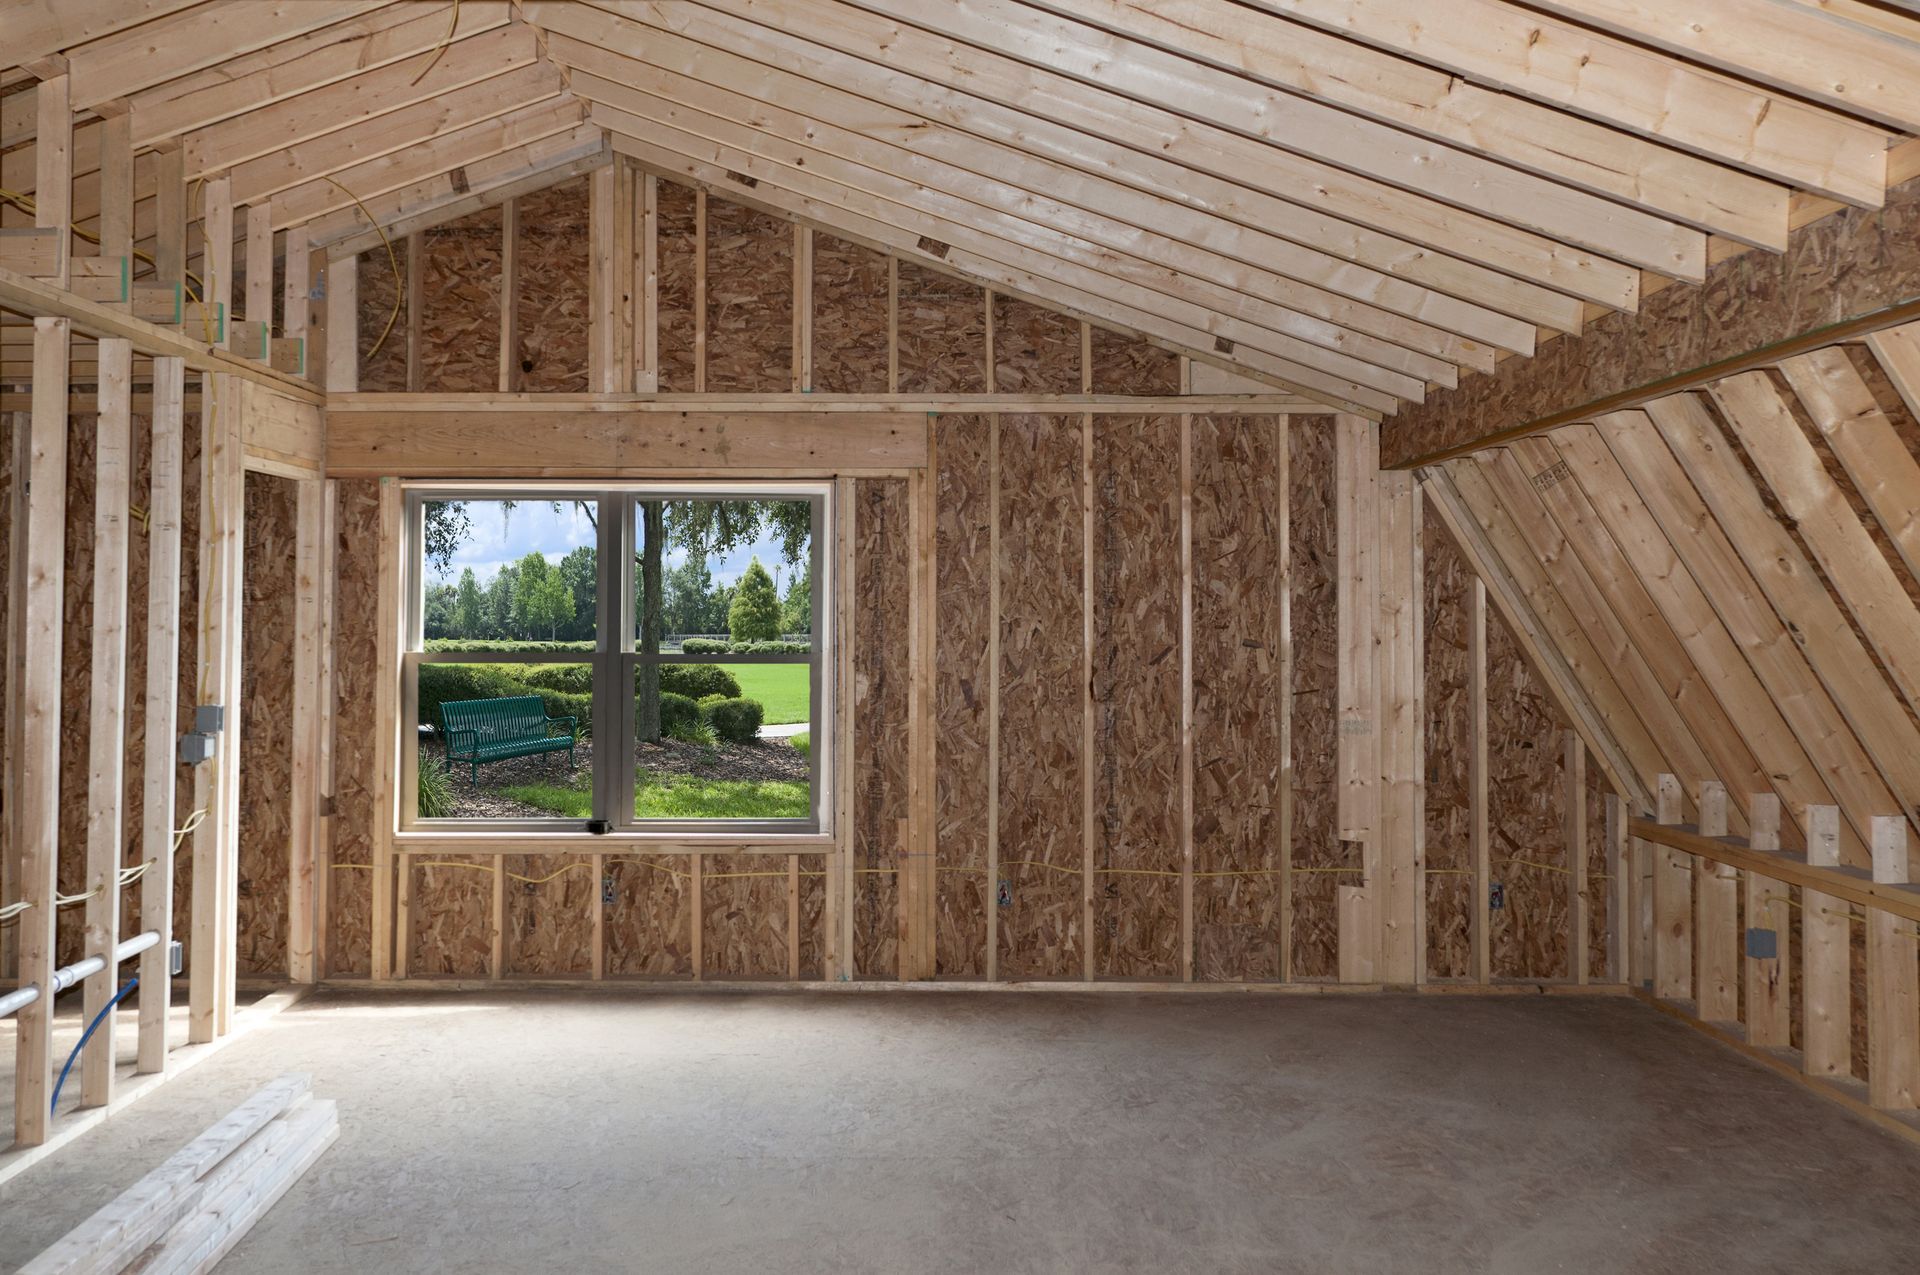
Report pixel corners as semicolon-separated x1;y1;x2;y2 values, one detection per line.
720;663;810;725
500;761;809;820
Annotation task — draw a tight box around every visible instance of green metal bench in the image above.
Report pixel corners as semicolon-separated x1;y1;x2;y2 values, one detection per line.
438;696;578;785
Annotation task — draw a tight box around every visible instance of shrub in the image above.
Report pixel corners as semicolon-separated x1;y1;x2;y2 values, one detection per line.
417;664;592;737
659;692;703;739
657;664;742;700
705;697;765;744
519;664;592;694
424;638;594;653
728;559;783;642
417;752;455;818
680;637;730;655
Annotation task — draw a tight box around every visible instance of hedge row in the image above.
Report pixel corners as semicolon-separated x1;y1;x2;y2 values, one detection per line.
424;638;595;653
679;638;810;655
419;662;762;746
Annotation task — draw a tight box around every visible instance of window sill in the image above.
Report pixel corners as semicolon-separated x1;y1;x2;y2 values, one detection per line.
392;830;834;853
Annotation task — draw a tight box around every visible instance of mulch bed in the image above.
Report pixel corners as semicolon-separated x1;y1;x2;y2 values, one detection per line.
420;732;807;820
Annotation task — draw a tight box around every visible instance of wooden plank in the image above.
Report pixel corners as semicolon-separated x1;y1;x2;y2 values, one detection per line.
1277;415;1295;984
1633;818;1920;930
13;318;71;1146
1377;470;1422;984
639;176;658;389
287;479;324;984
787;855;801;980
1335;416;1378;845
985;426;1000;982
244;204;273;332
693;189;707;394
1236;0;1890;205
35;74;72;289
832;475;858;979
81;338;133;1109
1179;408;1196;981
1523;0;1920;134
1045;0;1789;249
371;481;402;982
403;232;423;394
1695;780;1740;1024
1744;793;1792;1049
1606;793;1630;984
282;226;309;343
325;409;929;476
1565;733;1588;985
324;252;356;394
1641;393;1920;837
1867;322;1920;419
138;358;186;1072
1708;372;1920;730
1080;390;1095;982
1803;805;1853;1077
99;113;133;307
793;224;813;392
4;411;30;983
1469;577;1490;985
6;0;207;72
1868;816;1918;1110
1653;774;1693;1003
499;197;520;393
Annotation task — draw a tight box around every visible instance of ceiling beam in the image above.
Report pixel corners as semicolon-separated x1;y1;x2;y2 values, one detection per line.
1237;0;1891;207
1523;0;1920;135
545;1;1624;326
810;0;1705;277
3;0;209;70
1019;0;1792;249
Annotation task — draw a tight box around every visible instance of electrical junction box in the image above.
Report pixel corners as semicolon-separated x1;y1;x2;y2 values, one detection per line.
195;704;225;734
169;940;185;976
178;732;216;766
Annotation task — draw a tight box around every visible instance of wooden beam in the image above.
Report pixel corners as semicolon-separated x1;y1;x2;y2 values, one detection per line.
325;408;929;476
35;74;72;290
1179;409;1195;982
1785;343;1920;588
499;197;520;393
6;0;207;73
1378;470;1423;984
1235;0;1890;206
1868;816;1919;1109
1605;793;1631;984
1566;733;1588;985
1803;804;1855;1077
1335;415;1378;982
80;337;132;1108
288;478;325;984
1028;0;1789;249
403;232;422;394
13;317;71;1146
98;112;132;309
1469;577;1489;985
1744;793;1792;1049
324;251;357;394
1694;780;1740;1023
282;225;309;344
136;358;185;1073
639;175;658;390
371;480;403;982
1524;0;1920;135
1652;774;1693;1003
202;177;233;351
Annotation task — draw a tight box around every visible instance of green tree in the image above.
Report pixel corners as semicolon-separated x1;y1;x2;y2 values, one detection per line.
781;566;811;637
557;544;596;641
532;572;574;640
511;552;553;640
452;568;484;638
423;583;456;638
663;551;716;637
485;564;516;639
728;558;783;642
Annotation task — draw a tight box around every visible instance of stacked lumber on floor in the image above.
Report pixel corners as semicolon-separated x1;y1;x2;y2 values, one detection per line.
21;1075;338;1275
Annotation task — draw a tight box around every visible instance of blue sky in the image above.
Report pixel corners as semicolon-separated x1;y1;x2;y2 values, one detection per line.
427;500;803;591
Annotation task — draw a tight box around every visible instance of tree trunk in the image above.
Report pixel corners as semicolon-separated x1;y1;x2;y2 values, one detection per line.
637;500;665;741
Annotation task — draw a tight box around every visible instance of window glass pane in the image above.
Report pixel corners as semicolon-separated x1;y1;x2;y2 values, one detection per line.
635;498;815;652
422;498;599;647
634;661;813;821
417;662;590;820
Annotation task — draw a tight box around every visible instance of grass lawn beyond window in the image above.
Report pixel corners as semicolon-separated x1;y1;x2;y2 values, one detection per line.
719;663;809;725
500;766;809;820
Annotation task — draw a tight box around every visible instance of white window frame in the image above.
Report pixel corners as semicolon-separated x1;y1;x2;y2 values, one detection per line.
398;480;834;840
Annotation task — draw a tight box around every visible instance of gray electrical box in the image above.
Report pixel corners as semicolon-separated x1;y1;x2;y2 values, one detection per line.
195;704;226;734
178;732;216;766
169;940;185;976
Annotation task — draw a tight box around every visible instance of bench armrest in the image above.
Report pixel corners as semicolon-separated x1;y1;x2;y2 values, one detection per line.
444;726;478;754
545;715;578;737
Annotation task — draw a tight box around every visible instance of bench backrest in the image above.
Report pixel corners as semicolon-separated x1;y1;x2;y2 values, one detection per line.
439;696;551;742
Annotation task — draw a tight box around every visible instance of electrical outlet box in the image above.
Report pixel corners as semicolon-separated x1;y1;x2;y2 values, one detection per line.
1489;882;1506;911
602;875;615;906
195;704;225;734
1745;927;1779;960
996;879;1013;908
168;940;184;976
178;732;216;766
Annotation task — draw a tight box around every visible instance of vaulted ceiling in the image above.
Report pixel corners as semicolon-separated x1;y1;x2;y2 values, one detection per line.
5;0;1920;413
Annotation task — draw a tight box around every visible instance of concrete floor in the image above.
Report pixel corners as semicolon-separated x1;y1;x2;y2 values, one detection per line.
3;990;1918;1273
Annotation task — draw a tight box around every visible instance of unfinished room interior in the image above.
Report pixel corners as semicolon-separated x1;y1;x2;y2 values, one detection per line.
4;0;1920;1268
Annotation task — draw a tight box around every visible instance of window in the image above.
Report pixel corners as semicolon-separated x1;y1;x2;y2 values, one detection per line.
402;484;830;835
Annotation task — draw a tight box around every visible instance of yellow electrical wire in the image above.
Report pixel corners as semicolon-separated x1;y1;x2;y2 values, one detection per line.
320;174;402;360
409;0;462;87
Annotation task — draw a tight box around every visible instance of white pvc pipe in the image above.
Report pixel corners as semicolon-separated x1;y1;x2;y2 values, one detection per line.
0;931;160;1019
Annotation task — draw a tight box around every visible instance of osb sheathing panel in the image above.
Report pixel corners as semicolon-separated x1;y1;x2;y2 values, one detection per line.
606;854;692;977
1422;514;1474;980
702;856;795;978
1089;329;1181;397
406;858;494;978
237;470;296;976
1192;416;1286;982
854;478;909;979
993;296;1081;394
812;233;889;394
934;416;990;977
420;206;504;394
1092;415;1182;979
327;480;378;977
1289;421;1342;979
997;415;1085;979
705;198;792;393
1485;606;1571;981
896;261;984;394
514;176;590;394
1383;173;1920;467
356;242;407;392
505;853;595;976
656;179;698;394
